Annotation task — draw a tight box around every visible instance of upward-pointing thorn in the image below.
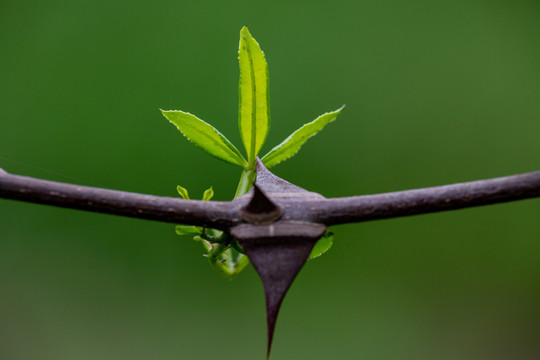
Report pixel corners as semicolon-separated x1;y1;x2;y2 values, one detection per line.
239;184;282;224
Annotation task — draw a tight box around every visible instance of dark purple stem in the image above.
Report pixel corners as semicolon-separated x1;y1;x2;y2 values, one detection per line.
1;168;539;227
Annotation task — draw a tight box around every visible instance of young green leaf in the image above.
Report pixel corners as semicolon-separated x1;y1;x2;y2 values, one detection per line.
238;26;270;165
208;246;250;280
162;109;247;167
176;185;190;200
202;186;214;201
261;106;344;168
175;225;201;236
308;231;334;260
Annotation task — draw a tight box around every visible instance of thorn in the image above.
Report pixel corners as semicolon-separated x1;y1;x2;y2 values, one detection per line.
254;158;316;195
230;222;326;358
239;235;317;358
240;184;282;224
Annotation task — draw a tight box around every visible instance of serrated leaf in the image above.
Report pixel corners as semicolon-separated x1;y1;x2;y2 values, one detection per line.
176;225;201;236
238;26;270;164
202;186;214;201
261;106;344;168
162;109;247;167
176;185;190;200
308;231;334;260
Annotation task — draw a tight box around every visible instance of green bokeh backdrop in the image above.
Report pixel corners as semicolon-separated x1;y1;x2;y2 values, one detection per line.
1;0;539;359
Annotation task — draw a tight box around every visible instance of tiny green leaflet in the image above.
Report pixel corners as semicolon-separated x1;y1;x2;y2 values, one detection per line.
174;185;248;279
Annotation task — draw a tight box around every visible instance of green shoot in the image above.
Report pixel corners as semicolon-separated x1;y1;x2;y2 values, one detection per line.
162;26;344;278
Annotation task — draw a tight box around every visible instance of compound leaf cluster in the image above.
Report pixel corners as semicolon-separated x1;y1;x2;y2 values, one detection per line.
162;26;343;173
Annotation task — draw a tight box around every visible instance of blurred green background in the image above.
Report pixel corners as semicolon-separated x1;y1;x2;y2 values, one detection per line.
1;0;539;359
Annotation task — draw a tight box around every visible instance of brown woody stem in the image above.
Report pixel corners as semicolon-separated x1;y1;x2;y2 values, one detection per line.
1;168;539;227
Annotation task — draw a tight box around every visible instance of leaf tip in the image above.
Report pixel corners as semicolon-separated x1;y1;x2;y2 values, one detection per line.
240;27;248;40
332;105;346;116
160;109;175;120
240;25;258;44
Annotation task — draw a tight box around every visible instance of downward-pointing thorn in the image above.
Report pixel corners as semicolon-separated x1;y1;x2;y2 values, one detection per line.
230;222;327;357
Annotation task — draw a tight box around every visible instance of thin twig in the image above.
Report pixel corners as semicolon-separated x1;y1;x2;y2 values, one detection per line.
1;169;539;228
301;171;540;225
0;171;241;229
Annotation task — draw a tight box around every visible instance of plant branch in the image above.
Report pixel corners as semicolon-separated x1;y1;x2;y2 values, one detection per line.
0;170;241;230
304;170;540;225
1;167;539;228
